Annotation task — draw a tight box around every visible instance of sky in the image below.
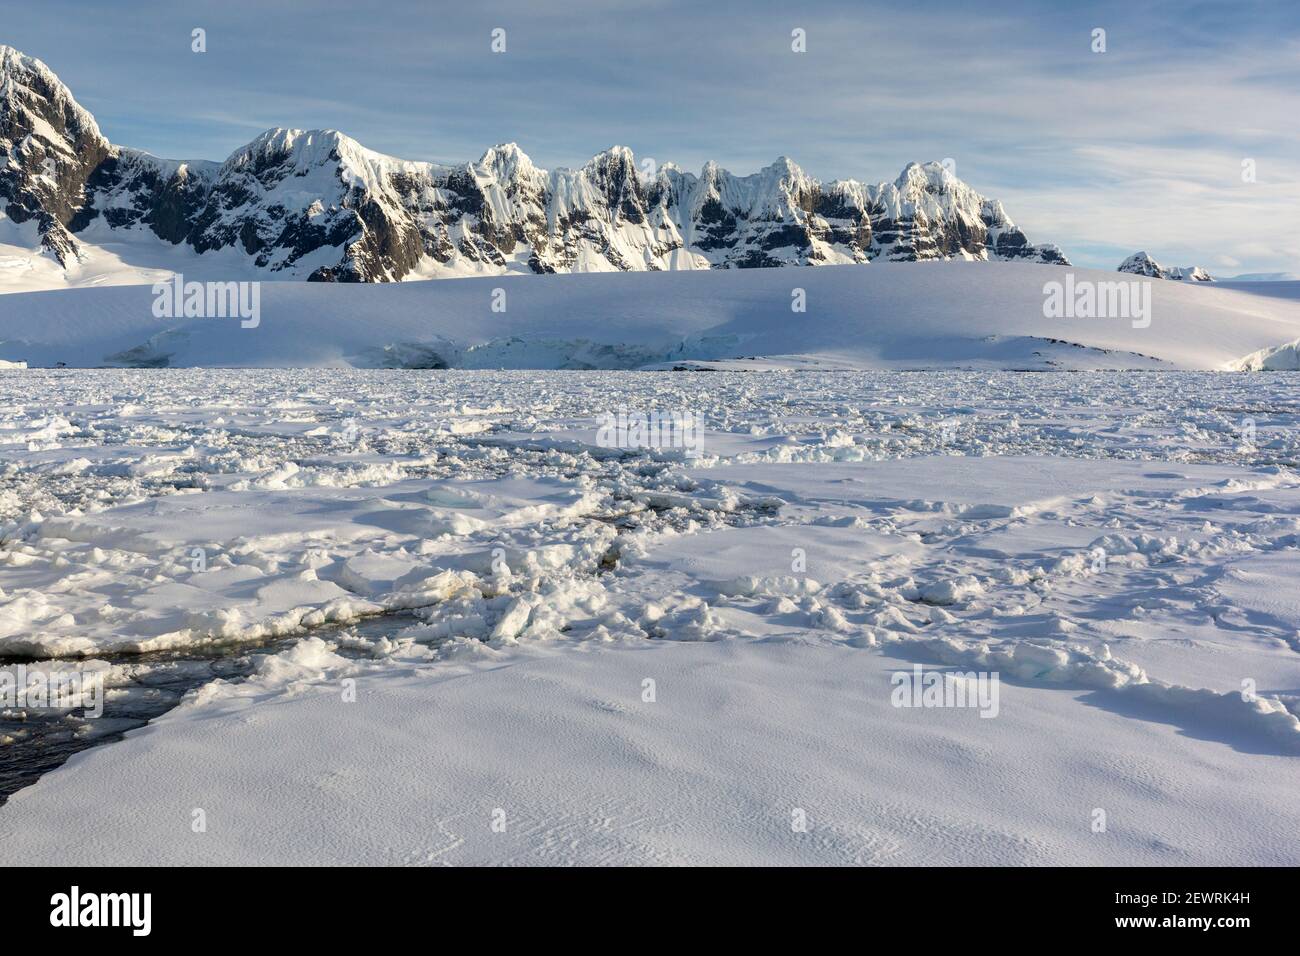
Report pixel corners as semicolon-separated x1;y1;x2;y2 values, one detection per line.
5;0;1299;274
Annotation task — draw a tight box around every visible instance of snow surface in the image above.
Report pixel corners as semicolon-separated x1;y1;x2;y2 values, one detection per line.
0;368;1297;864
2;262;1299;371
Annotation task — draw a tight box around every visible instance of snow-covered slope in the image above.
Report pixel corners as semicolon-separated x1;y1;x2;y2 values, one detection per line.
1118;251;1213;282
2;261;1298;370
0;44;1067;290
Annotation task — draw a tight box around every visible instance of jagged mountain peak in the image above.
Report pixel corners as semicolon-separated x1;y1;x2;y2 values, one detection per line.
755;155;811;185
1;46;112;263
0;46;104;147
588;144;636;163
895;159;949;184
1122;250;1155;265
476;141;536;175
764;155;804;177
0;44;33;64
582;145;640;184
888;160;974;205
223;127;386;172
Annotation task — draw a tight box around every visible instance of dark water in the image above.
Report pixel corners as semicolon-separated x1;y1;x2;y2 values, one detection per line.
0;616;413;807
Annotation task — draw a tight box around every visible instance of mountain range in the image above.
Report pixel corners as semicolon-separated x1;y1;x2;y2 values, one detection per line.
1;44;1070;285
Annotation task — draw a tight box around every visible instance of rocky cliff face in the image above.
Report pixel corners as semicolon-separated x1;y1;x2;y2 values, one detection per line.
0;46;111;264
2;45;1070;282
1118;251;1213;282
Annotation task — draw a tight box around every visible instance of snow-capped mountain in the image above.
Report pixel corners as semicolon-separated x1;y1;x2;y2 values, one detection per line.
0;46;111;265
2;45;1068;284
1118;251;1213;282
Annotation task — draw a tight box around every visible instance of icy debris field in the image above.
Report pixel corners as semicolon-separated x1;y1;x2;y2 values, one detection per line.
1;368;1298;865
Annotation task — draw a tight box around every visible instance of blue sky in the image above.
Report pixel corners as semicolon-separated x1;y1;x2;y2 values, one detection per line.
6;0;1299;273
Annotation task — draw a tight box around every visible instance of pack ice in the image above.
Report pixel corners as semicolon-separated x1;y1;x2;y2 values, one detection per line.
0;367;1297;865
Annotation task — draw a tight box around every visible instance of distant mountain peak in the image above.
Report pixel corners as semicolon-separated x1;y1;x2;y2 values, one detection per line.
1118;251;1213;281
